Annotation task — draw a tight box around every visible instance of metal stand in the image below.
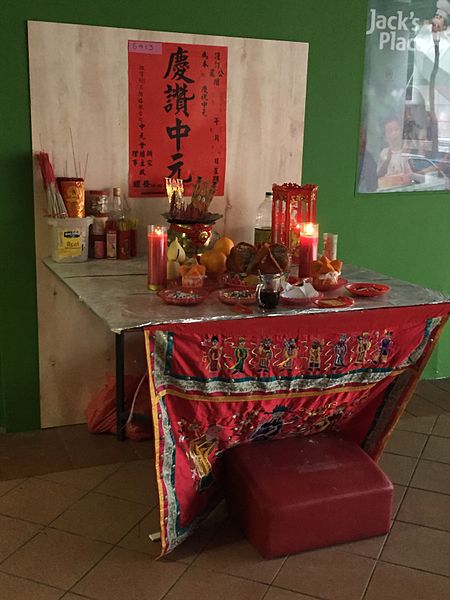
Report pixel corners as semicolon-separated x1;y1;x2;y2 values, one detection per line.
115;332;126;441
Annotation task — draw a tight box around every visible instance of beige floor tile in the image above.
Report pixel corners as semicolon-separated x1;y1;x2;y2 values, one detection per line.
129;439;155;460
163;565;267;600
117;508;162;559
273;547;375;600
384;429;427;457
50;491;149;544
61;595;95;599
0;443;73;479
0;428;63;451
364;561;450;600
433;378;450;393
397;487;450;531
93;460;157;506
432;414;450;437
0;572;64;600
73;546;186;600
422;435;450;464
119;501;227;565
265;588;322;600
0;528;111;590
406;396;446;417
392;484;407;520
0;514;43;561
395;414;437;434
0;478;26;496
58;425;140;468
381;521;450;577
335;534;386;560
416;381;450;412
193;520;285;584
167;500;229;565
37;463;122;491
410;458;450;494
378;452;417;485
0;478;85;525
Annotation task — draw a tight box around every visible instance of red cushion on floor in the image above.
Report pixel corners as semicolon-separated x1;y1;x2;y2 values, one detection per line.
224;433;393;558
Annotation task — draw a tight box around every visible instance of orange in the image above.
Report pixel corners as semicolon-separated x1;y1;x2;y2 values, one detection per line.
213;236;234;257
199;249;227;276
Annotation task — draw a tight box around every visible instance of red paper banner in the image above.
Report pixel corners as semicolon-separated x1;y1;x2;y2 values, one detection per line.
128;40;227;197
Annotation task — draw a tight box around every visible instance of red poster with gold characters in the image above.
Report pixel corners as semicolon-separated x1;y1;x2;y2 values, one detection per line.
128;40;227;197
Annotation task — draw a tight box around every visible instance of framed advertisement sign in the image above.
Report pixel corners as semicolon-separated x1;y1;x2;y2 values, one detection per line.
358;0;450;193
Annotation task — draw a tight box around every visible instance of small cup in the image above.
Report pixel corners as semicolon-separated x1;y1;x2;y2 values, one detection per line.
256;273;282;310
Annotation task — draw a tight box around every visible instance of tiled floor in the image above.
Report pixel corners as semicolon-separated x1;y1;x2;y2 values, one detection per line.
0;378;449;600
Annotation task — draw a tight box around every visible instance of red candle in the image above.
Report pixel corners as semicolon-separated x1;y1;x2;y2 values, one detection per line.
298;222;319;278
147;225;168;290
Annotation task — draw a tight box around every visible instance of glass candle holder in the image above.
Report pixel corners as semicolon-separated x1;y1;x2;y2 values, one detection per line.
147;225;168;291
298;222;319;278
322;232;338;260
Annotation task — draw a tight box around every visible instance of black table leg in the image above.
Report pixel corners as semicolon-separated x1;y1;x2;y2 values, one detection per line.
115;332;125;441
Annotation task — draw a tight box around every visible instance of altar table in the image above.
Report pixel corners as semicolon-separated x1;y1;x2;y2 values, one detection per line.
44;257;450;556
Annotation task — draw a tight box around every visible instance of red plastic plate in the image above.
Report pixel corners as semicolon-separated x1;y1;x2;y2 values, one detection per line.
314;296;355;309
280;291;323;306
218;288;257;305
158;288;208;305
218;272;258;289
345;282;390;297
311;277;348;292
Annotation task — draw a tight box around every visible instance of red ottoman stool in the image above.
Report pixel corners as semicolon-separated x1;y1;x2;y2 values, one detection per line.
224;433;393;558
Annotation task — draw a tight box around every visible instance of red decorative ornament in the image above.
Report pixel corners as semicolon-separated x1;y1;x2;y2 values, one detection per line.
271;183;318;250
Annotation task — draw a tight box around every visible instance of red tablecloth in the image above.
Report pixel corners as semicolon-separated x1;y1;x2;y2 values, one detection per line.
145;303;450;555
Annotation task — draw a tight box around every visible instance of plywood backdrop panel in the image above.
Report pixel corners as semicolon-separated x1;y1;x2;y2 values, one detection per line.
28;21;308;427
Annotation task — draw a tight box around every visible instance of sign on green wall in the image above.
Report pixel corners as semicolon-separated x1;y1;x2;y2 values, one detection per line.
358;0;450;193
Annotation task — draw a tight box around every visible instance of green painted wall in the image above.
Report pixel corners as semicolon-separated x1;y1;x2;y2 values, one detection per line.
1;0;449;432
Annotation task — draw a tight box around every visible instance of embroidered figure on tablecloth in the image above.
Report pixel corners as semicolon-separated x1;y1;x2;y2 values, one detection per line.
230;336;249;374
308;339;323;371
185;423;223;491
250;405;295;442
204;335;223;372
310;404;347;434
333;334;349;368
355;332;372;365
256;337;273;374
374;330;393;364
277;338;298;372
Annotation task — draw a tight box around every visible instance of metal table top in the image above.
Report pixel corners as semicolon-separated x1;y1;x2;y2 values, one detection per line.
43;257;450;334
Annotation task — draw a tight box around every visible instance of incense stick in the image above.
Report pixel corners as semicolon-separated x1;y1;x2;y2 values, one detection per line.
69;127;78;177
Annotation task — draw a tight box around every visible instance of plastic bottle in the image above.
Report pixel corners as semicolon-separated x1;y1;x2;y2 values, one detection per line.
105;187;124;259
254;191;273;245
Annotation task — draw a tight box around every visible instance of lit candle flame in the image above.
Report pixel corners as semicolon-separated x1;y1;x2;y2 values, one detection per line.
303;222;317;236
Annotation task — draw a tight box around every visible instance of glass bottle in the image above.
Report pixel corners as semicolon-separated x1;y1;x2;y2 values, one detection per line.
105;187;124;259
254;191;273;245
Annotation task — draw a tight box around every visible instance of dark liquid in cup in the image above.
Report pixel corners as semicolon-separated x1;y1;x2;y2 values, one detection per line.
258;290;280;309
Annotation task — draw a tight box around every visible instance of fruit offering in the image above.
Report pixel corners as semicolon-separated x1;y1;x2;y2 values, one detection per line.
310;255;343;289
199;249;228;277
179;259;206;288
226;242;289;276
